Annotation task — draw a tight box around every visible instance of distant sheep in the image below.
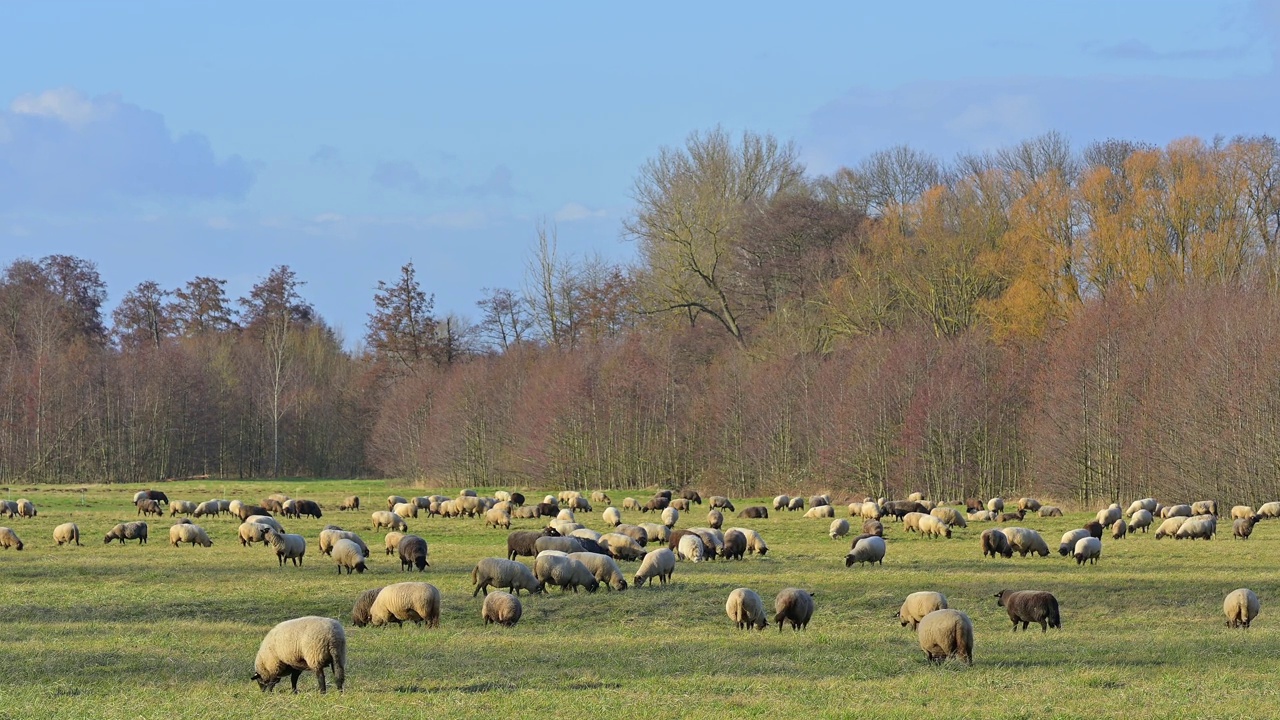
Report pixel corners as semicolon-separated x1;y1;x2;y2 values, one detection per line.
1096;507;1122;527
193;501;222;518
917;515;951;539
484;507;511;530
981;528;1013;558
387;495;408;510
680;489;702;505
369;581;441;628
987;497;1004;513
995;589;1060;632
1191;500;1218;516
860;502;882;520
53;522;81;546
252;616;345;693
1112;519;1127;539
1073;536;1102;565
1129;509;1153;533
788;497;805;512
633;547;676;587
622;498;641;511
999;527;1050;557
738;506;768;519
670;498;690;511
862;519;884;537
169;500;198;517
709;496;735;512
482;591;522;627
969;510;997;522
339;496;360;511
1154;516;1189;539
1017;498;1042;512
1231;505;1256;521
371;511;407;532
639;522;670;544
707;509;724;529
726;588;768;630
907;492;925;502
1224;588;1260;629
773;588;815;632
1162;504;1193;519
1257;501;1280;519
1234;516;1260;540
471;557;544;596
830;519;850;540
846;535;886;567
916;609;974;665
0;526;24;550
1038;506;1063;517
590;491;611;505
239;522;273;546
773;495;791;511
1175;515;1217;540
804;505;835;519
536;535;585;555
169;523;213;548
136;499;163;517
105;521;148;545
930;507;966;528
899;591;948;630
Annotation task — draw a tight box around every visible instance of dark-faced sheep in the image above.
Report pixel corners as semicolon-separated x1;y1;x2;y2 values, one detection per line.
846;535;886;567
709;496;735;512
1059;529;1090;557
633;547;676;587
1082;521;1104;539
726;588;768;630
369;582;441;628
995;589;1061;632
917;609;973;665
738;506;768;519
136;499;163;517
899;591;948;630
471;557;544;596
981;528;1013;559
339;496;360;511
0;526;24;550
1073;536;1102;565
1234;516;1260;540
773;495;791;511
774;588;815;632
1000;527;1050;557
787;497;805;512
721;528;747;560
105;521;148;545
351;587;384;627
397;535;430;571
252;616;345;694
53;522;81;546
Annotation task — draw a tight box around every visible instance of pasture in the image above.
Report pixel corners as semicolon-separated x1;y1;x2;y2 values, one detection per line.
0;480;1274;720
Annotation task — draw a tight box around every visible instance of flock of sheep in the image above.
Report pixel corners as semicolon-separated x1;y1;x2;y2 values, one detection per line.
0;485;1268;693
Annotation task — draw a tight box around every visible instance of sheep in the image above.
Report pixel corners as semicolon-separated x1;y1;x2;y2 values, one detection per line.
245;515;284;533
1059;529;1093;556
995;589;1061;632
677;533;706;562
688;528;724;558
670;498;691;511
882;500;928;520
987;497;1004;513
1073;536;1102;565
1231;505;1256;521
1162;504;1193;519
1038;506;1063;517
633;547;676;587
595;532;643;561
238;521;272;546
484;507;511;530
848;502;864;517
709;496;735;511
1017;497;1042;512
556;508;576;523
169;523;213;548
569;527;602;542
846;535;886;567
535;535;585;555
965;498;983;513
331;538;368;574
590;491;611;505
773;495;791;511
996;510;1026;523
319;529;369;557
568;496;592;513
602;507;622;527
387;495;408;510
710;528;742;560
382;531;407;556
981;528;1013;558
351;587;384;627
0;500;16;518
193;500;222;518
367;581;442;628
638;522;670;544
1234;516;1260;540
860;502;883;520
1192;500;1218;516
726;588;769;630
899;591;948;630
706;509;724;530
0;526;24;550
930;507;967;528
535;554;600;593
661;507;679;528
1129;509;1153;534
136;499;163;517
1154;516;1189;539
1096;507;1122;527
228;500;245;518
397;535;430;571
810;494;831;508
1224;588;1260;629
830;519;850;540
252;616;346;694
549;520;583;536
169;500;197;517
371;511;407;532
262;498;285;514
862;519;884;537
804;505;835;519
969;510;997;522
132;490;148;504
339;496;360;511
236;504;271;521
788;497;805;512
471;557;544;596
569;552;627;591
612;524;649;547
53;522;81;546
680;489;702;505
1112;519;1127;539
1082;520;1105;539
907;491;925;502
1175;515;1217;540
918;515;952;539
999;527;1050;557
265;530;307;567
482;591;523;627
622;497;641;512
738;506;769;519
1258;501;1280;519
916;609;974;665
105;521;148;545
774;588;815;632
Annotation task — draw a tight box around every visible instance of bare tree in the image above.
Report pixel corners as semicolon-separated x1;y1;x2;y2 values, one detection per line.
366;261;436;372
113;281;175;350
476;287;531;351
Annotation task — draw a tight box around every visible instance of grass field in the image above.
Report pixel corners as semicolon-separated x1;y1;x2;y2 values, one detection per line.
0;479;1274;720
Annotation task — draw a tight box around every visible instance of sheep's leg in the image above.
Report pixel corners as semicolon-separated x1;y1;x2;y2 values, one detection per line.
289;669;302;693
316;668;327;694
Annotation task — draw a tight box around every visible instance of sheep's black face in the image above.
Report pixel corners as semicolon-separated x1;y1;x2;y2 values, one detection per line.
253;673;279;692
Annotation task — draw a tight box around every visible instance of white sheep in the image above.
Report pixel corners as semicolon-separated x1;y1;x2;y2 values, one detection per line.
239;521;273;546
773;495;791;511
534;554;599;593
371;511;407;532
53;522;81;546
918;515;952;539
392;502;419;519
266;530;307;567
633;547;676;587
829;519;850;540
568;552;628;591
0;526;24;550
169;523;213;548
1073;536;1102;565
999;527;1050;557
383;531;407;556
846;535;886;566
677;533;706;562
471;557;544;596
602;507;622;527
1129;509;1154;533
1059;528;1091;556
1174;515;1216;540
369;581;441;628
598;532;646;561
1154;516;1189;539
331;538;367;574
898;591;948;629
319;529;369;557
726;588;768;630
638;522;670;544
1224;588;1260;629
930;507;966;528
252;616;346;693
804;505;835;519
482;591;522;627
1096;507;1122;526
1231;505;1256;520
987;497;1004;513
245;515;284;532
484;507;511;529
661;506;679;528
1257;501;1280;518
916;609;974;665
860;502;882;520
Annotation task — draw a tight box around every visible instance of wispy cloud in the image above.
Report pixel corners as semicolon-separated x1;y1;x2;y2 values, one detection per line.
554;202;608;222
370;160;521;199
1085;38;1251;61
309;144;342;166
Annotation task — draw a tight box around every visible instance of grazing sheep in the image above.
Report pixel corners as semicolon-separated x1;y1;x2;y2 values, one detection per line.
339;496;360;511
788;497;805;512
1162;504;1193;519
0;526;24;550
105;521;148;545
1112;519;1127;539
193;500;222;518
590;491;611;505
1192;500;1218;516
738;506;769;519
969;510;997;522
860;502;882;520
996;589;1061;632
638;522;670;544
1017;497;1042;512
1056;529;1091;557
169;500;197;517
1231;505;1256;521
1234;516;1260;540
916;609;974;665
398;535;430;571
1129;509;1154;533
633;547;676;587
371;511;407;532
132;491;148;504
245;515;284;533
709;496;735;512
846;535;886;567
368;581;441;628
706;509;724;530
236;504;271;522
351;587;384;627
535;554;600;593
262;498;285;514
661;507;679;528
774;588;815;632
688;528;724;558
720;528;747;560
265;530;307;567
169;523;213;548
136;499;163;517
569;552;627;591
848;502;864;517
670;498;691;512
773;495;791;511
728;527;768;556
252;616;346;694
622;498;641;512
930;507;967;528
862;519;884;537
602;507;622;527
1073;536;1102;565
556;508;576;523
53;522;81;546
726;588;769;630
907;491;925;502
810;494;831;508
387;495;408;510
677;533;706;562
680;489;702;505
999;527;1050;557
1095;507;1122;527
1154;516;1189;539
981;528;1013;558
1257;501;1280;519
319;529;369;557
918;515;952;539
830;519;850;540
899;591;948;630
382;531;406;556
1038;506;1063;517
612;524;650;548
228;500;245;518
882;501;928;520
1224;588;1260;629
804;505;835;519
471;557;544;596
0;500;17;518
987;497;1004;513
535;535;585;555
484;507;511;530
568;496;592;513
506;530;546;560
331;538;367;574
239;522;273;546
1175;515;1217;540
482;591;523;627
1082;521;1104;539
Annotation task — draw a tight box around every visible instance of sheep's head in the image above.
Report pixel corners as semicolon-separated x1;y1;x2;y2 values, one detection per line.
994;590;1007;607
252;671;279;692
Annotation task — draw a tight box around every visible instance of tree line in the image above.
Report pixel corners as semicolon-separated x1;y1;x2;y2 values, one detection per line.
4;129;1280;506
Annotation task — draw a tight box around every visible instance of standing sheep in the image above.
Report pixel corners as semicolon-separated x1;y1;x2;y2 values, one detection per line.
1224;588;1260;629
731;527;769;556
1258;501;1280;518
1154;516;1189;539
995;590;1061;632
829;519;850;540
371;511;407;532
622;498;641;512
319;529;369;557
846;535;886;567
1112;519;1127;539
726;588;768;630
1231;505;1256;521
774;588;815;632
1175;515;1217;540
568;552;628;591
136;499;163;517
239;522;273;547
1096;507;1122;527
15;499;36;518
331;538;367;574
930;507;967;528
709;496;735;512
104;522;148;545
899;591;948;630
1129;509;1154;533
633;547;676;587
1073;536;1102;565
484;507;511;530
265;530;307;567
676;533;706;563
788;497;805;512
482;591;523;627
53;523;81;546
707;509;724;529
169;500;198;517
339;496;360;511
773;495;791;511
981;528;1013;558
1234;516;1260;540
471;557;544;596
1058;529;1091;557
351;587;384;627
916;609;974;665
369;582;441;628
252;616;346;693
383;531;406;556
1191;500;1218;516
661;507;679;528
999;527;1050;557
534;554;600;593
918;515;952;539
862;519;884;537
387;495;408;510
397;535;430;571
0;526;24;550
169;523;213;548
602;507;622;527
987;497;1004;513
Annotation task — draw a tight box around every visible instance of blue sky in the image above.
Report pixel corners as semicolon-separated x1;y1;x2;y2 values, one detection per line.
1;0;1276;346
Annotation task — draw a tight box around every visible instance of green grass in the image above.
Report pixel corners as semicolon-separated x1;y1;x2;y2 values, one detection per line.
0;480;1274;719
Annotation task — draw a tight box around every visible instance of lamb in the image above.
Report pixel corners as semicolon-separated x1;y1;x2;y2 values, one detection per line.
1258;501;1280;518
105;521;148;545
331;538;368;574
1175;515;1217;540
569;552;628;591
368;581;441;628
773;495;791;511
846;535;886;566
1058;529;1090;557
0;526;24;550
252;616;346;694
169;500;198;517
265;530;307;567
482;591;523;627
930;507;967;528
136;499;163;517
351;587;384;627
1234;516;1260;540
1154;516;1189;539
1073;536;1102;565
730;527;769;556
804;505;835;519
774;588;815;631
534;554;600;593
1129;509;1153;533
918;515;952;539
398;535;430;571
1096;506;1122;526
707;509;724;529
981;528;1013;558
471;557;544;596
1112;519;1128;539
1224;588;1260;629
721;528;747;560
169;523;213;548
53;522;81;546
788;497;805;512
709;496;735;511
999;527;1050;557
862;519;884;537
371;511;407;532
1191;500;1218;516
633;547;676;587
726;588;768;630
661;507;679;528
484;507;511;530
602;507;622;527
318;529;369;557
830;519;850;540
339;496;360;511
916;609;974;665
677;533;706;562
535;535;585;555
898;591;948;630
995;589;1061;632
1038;506;1063;517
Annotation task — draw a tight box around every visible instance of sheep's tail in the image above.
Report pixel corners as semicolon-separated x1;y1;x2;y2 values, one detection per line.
956;621;974;665
331;632;347;691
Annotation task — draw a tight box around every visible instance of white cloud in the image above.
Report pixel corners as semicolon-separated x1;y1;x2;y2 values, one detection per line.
554;202;607;222
206;216;233;230
11;87;110;128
